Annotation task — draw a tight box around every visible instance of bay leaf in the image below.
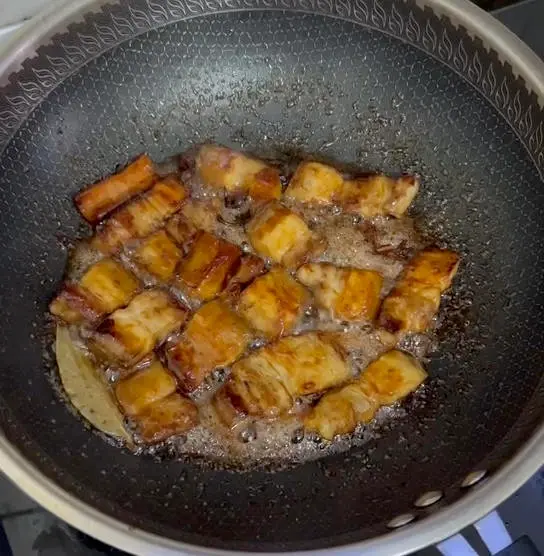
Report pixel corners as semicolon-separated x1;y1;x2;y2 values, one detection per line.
55;325;133;446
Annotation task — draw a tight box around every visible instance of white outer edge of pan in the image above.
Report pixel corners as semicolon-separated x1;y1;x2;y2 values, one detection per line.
0;0;543;554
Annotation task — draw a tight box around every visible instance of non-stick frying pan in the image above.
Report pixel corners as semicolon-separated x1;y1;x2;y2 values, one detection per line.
0;0;543;554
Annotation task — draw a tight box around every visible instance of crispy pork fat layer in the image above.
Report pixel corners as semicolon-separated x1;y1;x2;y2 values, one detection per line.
246;202;324;268
92;176;188;254
237;267;309;338
177;231;242;301
167;300;253;393
50;259;140;325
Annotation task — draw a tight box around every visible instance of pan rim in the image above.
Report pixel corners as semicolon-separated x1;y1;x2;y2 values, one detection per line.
0;0;544;553
1;418;543;554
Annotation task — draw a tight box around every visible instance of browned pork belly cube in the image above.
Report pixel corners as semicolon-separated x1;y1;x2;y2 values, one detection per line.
50;258;140;325
341;174;419;218
379;248;460;334
133;230;182;281
92;176;188;254
75;154;157;223
247;202;323;268
297;263;383;322
90;290;188;366
132;393;199;443
304;381;379;440
285;161;344;204
196;145;281;202
167;300;252;393
177;231;242;301
214;332;350;424
305;350;426;439
237;267;308;338
115;359;177;416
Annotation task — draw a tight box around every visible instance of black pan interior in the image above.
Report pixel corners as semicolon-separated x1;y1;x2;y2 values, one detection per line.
0;10;544;551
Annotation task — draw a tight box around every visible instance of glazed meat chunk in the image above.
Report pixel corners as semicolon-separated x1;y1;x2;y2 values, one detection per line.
379;248;460;334
50;258;140;325
247;202;323;268
238;267;309;338
115;359;177;416
214;332;350;424
75;154;157;224
285;161;344;204
305;350;426;439
177;231;241;301
167;300;253;393
341;174;419;218
132;393;198;443
115;359;198;443
297;263;383;322
92;176;188;254
90;290;188;366
196;145;281;202
362;350;427;405
133;230;183;281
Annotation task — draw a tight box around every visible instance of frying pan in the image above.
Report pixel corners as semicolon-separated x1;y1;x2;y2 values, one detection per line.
0;0;543;554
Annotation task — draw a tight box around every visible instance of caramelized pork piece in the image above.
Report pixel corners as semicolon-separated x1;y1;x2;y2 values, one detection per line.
304;381;379;440
164;198;222;255
180;198;221;234
284;161;419;218
177;231;242;301
92;176;188;254
167;300;252;393
132;393;199;443
246;202;323;267
285;161;344;204
379;248;460;334
196;145;281;202
50;259;140;325
362;350;427;405
75;154;157;224
296;263;383;321
133;230;182;282
90;290;188;366
341;174;419;218
115;359;177;416
341;175;390;218
379;286;441;334
214;332;350;423
50;285;103;325
402;248;460;291
304;350;426;439
237;267;308;338
165;213;196;249
78;258;140;313
114;358;198;443
223;254;266;297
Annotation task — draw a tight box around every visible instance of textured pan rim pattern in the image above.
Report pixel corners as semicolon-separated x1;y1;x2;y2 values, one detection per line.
0;0;543;554
0;0;543;173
